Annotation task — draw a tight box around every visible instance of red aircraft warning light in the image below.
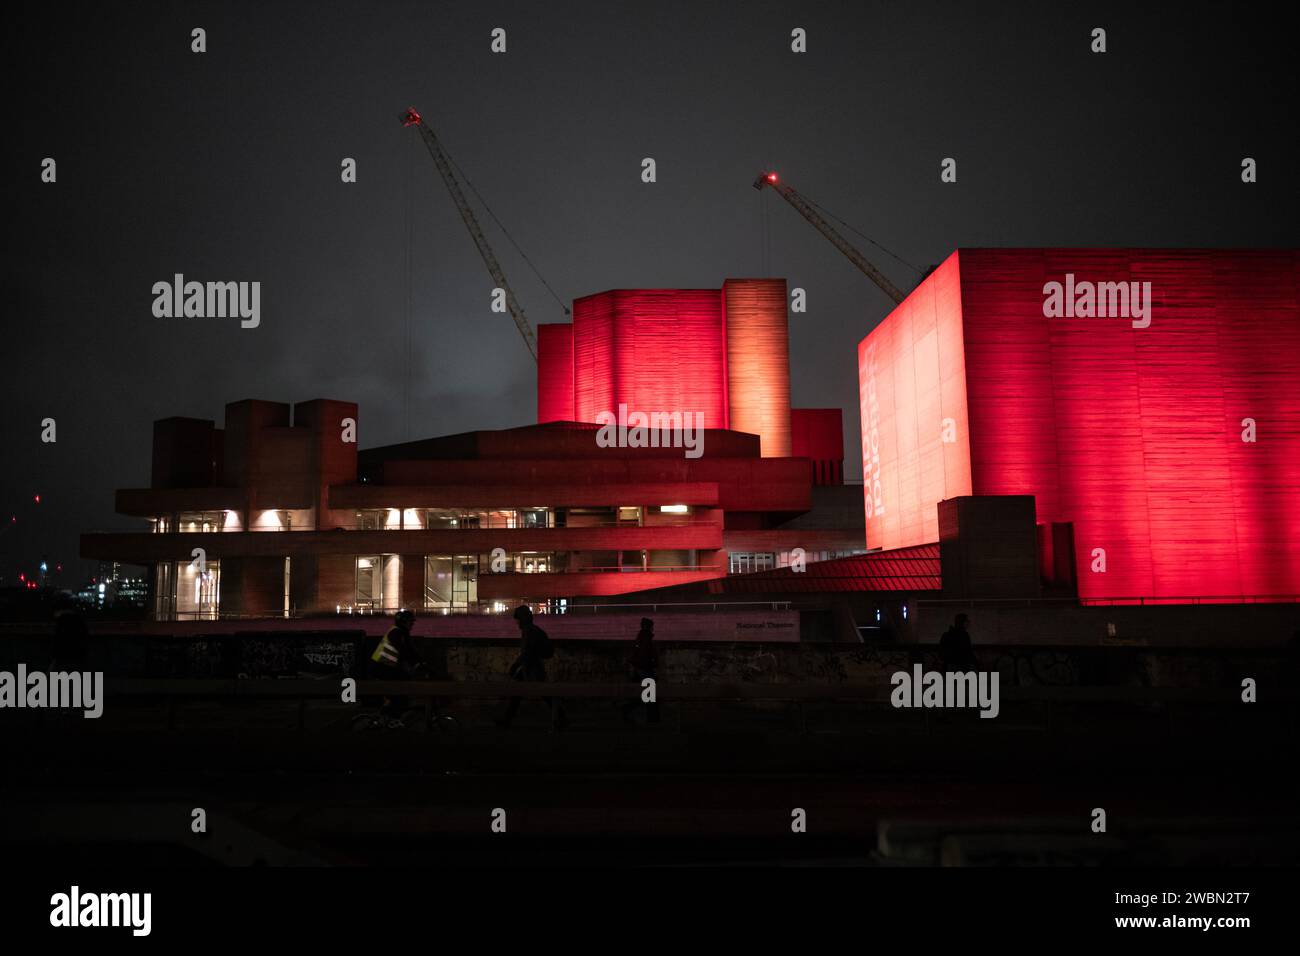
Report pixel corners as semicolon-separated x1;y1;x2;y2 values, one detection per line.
401;107;422;127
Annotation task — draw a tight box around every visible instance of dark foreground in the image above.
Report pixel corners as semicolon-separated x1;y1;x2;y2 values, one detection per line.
3;689;1296;867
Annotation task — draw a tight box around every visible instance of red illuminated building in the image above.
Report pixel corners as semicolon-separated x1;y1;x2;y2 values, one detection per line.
859;248;1300;603
80;254;1295;624
539;279;793;457
80;279;862;620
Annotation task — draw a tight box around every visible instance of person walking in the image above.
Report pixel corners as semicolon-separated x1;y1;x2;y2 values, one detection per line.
498;606;567;730
623;617;660;724
939;612;979;673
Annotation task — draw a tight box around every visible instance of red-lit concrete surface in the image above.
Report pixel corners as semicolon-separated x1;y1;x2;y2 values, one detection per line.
541;279;800;459
536;323;574;422
572;288;729;430
858;254;971;552
791;408;847;485
723;278;791;457
858;249;1300;602
82;405;863;620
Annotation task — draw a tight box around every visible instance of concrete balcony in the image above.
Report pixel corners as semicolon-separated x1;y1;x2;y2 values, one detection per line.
328;481;719;510
81;524;724;562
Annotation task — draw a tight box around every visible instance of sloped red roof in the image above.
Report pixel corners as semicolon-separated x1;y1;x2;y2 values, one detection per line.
705;543;941;594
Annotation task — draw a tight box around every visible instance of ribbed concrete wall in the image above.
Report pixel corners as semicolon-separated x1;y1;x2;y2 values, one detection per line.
573;289;727;428
857;254;972;551
536;323;574;423
723;279;791;457
959;248;1300;601
861;247;1300;602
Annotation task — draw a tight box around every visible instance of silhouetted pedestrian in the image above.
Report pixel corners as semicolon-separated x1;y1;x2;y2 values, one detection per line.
939;613;978;673
498;606;566;729
623;617;660;724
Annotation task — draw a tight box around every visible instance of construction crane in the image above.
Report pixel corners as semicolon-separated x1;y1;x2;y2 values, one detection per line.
753;171;907;306
402;107;539;361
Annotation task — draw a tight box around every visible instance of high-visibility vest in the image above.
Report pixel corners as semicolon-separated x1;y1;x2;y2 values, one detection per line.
372;628;401;666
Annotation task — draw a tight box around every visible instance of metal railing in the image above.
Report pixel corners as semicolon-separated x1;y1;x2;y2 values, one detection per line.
108;518;719;533
481;564;721;574
564;600;792;613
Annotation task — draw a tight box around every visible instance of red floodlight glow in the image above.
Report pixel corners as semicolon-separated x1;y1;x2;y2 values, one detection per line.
572;289;729;430
859;247;1300;602
537;323;575;423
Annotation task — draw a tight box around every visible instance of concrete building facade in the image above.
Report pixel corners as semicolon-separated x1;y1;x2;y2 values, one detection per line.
858;248;1300;603
80;406;863;620
82;274;865;620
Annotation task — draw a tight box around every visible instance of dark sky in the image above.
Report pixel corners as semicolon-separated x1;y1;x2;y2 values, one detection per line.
3;0;1297;583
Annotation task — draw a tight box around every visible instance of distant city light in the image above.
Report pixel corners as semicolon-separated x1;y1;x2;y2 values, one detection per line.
33;495;41;504
39;561;48;573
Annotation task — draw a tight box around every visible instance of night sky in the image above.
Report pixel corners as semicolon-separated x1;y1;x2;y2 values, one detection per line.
3;0;1296;583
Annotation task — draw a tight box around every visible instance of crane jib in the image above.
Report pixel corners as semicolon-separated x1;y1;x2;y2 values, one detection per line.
404;110;540;361
755;173;906;306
